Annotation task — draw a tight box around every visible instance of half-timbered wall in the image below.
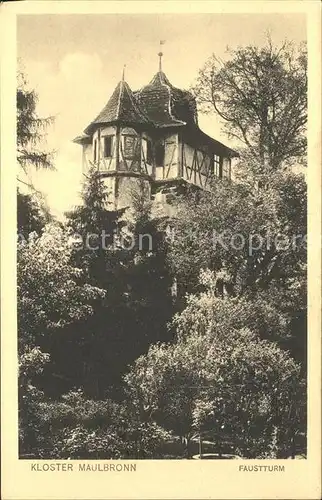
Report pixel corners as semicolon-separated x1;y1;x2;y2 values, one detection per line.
100;126;117;171
155;138;165;180
155;133;179;180
141;132;153;177
90;126;117;172
89;127;155;177
181;143;213;188
164;134;179;179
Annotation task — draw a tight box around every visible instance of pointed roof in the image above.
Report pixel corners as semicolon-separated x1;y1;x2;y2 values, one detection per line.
75;68;238;158
84;80;150;134
134;71;198;128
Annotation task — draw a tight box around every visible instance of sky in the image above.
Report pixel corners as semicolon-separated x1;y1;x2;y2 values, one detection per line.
17;13;306;218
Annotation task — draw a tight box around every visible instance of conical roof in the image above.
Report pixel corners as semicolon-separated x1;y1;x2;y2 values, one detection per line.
74;68;239;158
84;80;150;134
134;71;198;128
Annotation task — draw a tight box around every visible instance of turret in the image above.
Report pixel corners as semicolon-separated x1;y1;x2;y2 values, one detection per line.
73;53;239;211
73;70;153;210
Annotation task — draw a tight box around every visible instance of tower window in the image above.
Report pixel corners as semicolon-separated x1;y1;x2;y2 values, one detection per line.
155;142;165;166
103;136;112;157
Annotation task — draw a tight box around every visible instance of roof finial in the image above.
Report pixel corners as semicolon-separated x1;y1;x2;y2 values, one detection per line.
122;64;126;81
158;40;165;72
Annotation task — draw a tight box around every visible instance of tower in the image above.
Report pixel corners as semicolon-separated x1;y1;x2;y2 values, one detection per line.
73;54;239;211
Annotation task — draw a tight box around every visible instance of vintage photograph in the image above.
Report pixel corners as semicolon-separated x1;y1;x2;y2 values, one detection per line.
17;13;307;461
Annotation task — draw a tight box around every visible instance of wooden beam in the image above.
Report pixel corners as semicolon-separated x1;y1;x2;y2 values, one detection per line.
97;128;101;171
165;142;176;179
178;134;183;178
211;153;214;178
141;138;147;174
197;152;204;186
192;149;197;183
108;139;116;171
139;133;143;173
219;156;223;178
183;145;188;180
115;126;120;171
152;136;156;179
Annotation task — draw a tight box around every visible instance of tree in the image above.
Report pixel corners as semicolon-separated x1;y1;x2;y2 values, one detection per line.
125;181;174;345
65;165;126;292
17;71;54;172
169;172;306;305
63;175;174;397
18;222;106;455
28;389;170;459
169;172;307;369
125;338;202;456
173;269;289;344
173;270;306;457
18;223;106;351
19;346;50;457
193;38;307;173
17;70;55;240
17;190;52;239
125;271;305;458
64;167;134;396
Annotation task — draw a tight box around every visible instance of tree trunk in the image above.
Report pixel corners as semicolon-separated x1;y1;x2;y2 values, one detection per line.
291;432;296;459
218;439;222;458
181;436;191;458
199;433;203;459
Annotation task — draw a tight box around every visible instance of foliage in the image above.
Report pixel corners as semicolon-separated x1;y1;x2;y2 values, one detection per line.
169;171;306;317
17;189;52;239
34;390;124;459
17;223;105;350
125;340;201;447
59;175;174;397
17;220;106;454
125;180;174;345
19;346;50;457
27;389;171;459
65;165;127;293
17;45;307;460
125;272;305;458
193;38;307;171
173;269;289;343
63;169;142;395
17;71;55;171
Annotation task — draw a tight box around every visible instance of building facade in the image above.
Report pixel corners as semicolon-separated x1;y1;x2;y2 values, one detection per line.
73;62;238;211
